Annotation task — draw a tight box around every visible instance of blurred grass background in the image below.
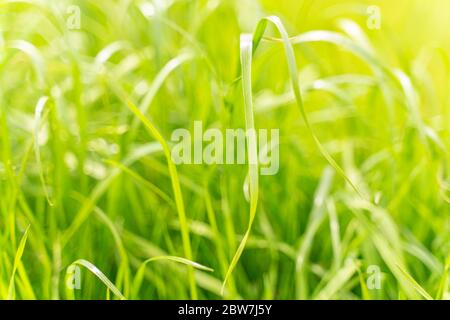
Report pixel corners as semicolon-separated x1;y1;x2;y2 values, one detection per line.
0;0;449;299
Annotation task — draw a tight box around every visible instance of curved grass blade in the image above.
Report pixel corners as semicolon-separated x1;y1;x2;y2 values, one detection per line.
138;52;194;116
126;100;198;299
95;41;129;66
132;256;213;298
67;259;126;300
123;230;231;297
223;15;365;294
256;16;364;197
263;30;385;73
93;205;130;297
255;77;356;114
7;225;30;299
264;26;446;158
221;33;259;294
128;52;194;140
7;40;45;87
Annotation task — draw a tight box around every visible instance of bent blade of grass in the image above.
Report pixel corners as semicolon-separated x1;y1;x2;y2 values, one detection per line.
95;41;129;66
255;16;364;198
394;69;447;157
7;225;30;299
263;26;401;141
264;30;383;72
126;100;197;299
138;51;194;116
224;14;366;295
402;231;442;274
132;256;213;298
34;96;53;206
129;51;194;139
255;77;355;114
221;33;259;295
6;39;45;87
338;19;375;53
91;205;130;297
124;231;232;297
68;259;126;300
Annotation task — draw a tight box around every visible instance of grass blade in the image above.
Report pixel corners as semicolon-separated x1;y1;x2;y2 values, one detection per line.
7;225;30;299
68;259;126;300
125;99;198;299
396;264;433;300
132;256;213;298
256;16;364;197
221;33;259;294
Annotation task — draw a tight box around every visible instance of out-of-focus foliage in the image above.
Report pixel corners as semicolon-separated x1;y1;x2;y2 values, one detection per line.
0;0;448;299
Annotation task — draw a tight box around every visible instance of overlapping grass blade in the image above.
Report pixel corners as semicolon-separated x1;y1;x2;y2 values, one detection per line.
67;259;126;300
256;16;364;196
221;33;259;294
223;15;365;294
128;52;195;140
7;225;30;299
132;256;213;298
125;100;198;299
396;264;433;300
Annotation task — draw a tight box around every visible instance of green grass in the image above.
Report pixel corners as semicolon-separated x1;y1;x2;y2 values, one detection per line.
0;0;449;300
